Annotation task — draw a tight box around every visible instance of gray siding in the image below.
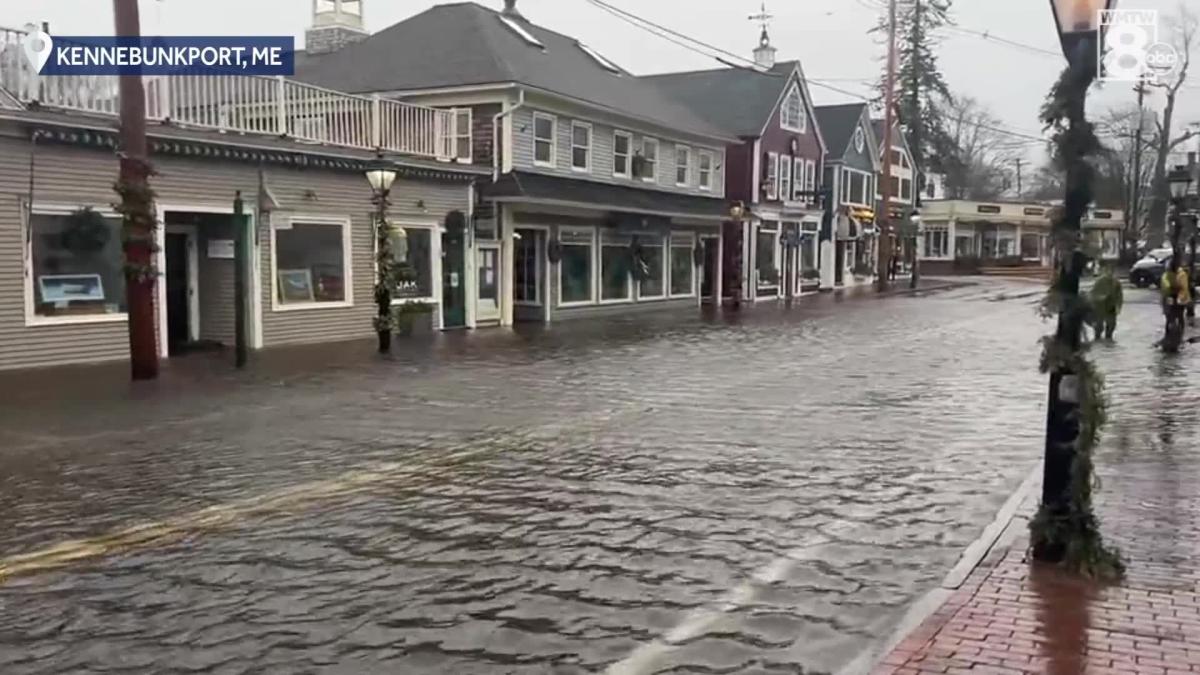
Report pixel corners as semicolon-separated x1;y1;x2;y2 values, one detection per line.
511;107;726;199
0;131;470;371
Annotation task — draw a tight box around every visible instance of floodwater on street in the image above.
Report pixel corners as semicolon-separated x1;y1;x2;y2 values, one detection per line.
0;278;1176;674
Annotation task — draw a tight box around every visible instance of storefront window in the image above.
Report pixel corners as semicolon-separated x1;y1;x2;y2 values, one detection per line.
601;235;631;301
29;211;126;319
639;236;665;299
924;228;949;258
800;230;817;276
275;221;347;305
756;225;779;292
392;226;434;300
1020;233;1041;260
956;235;976;258
670;235;694;296
514;229;540;304
559;228;593;304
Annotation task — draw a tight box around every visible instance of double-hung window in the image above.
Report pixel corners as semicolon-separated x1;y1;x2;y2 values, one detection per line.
641;138;659;182
806;159;816;195
675;146;691;186
613;131;632;179
780;157;792;202
452;108;472;162
698;151;713;190
571;121;592;172
766;153;780;201
793;158;805;201
533;113;556;167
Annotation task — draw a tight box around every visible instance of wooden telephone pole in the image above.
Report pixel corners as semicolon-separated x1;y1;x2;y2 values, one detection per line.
877;0;898;292
113;0;158;380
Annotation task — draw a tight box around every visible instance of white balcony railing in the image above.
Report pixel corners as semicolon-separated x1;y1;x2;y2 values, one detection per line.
0;26;462;162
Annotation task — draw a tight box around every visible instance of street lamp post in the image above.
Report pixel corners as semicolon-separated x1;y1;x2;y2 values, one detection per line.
366;153;399;353
1034;0;1116;564
909;209;922;289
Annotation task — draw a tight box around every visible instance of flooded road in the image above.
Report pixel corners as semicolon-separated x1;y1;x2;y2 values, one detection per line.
0;279;1132;673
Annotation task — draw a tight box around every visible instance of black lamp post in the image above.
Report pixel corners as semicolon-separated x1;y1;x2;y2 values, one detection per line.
1035;0;1116;564
366;153;399;353
909;209;922;289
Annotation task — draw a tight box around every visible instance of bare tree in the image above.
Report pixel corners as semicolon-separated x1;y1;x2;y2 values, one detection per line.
1095;105;1158;256
1145;4;1197;247
942;94;1027;200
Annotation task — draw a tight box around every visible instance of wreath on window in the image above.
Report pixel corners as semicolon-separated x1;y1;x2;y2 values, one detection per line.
629;237;651;282
61;207;111;255
547;238;563;264
693;243;705;267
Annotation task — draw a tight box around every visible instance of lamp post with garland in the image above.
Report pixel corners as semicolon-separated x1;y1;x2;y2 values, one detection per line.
365;152;400;354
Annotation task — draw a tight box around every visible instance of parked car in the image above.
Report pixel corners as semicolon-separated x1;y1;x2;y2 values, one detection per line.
1130;248;1173;288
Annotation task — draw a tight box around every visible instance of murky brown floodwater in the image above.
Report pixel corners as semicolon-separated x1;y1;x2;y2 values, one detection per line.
0;279;1152;674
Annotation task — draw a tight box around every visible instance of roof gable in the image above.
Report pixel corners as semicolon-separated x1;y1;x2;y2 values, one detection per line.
293;2;730;140
641;62;794;138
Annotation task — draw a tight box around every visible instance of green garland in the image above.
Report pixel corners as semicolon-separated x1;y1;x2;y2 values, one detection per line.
373;204;399;335
112;161;160;285
1029;65;1123;581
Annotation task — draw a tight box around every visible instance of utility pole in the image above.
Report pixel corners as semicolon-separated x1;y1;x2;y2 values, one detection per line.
1128;81;1147;261
1015;158;1024;199
233;191;248;369
876;0;898;293
113;0;158;380
908;0;923;290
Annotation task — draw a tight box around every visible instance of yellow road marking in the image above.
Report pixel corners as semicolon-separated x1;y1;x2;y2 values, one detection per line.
0;450;485;583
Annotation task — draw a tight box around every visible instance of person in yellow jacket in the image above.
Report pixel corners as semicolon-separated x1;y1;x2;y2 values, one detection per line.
1161;267;1191;350
1089;265;1123;341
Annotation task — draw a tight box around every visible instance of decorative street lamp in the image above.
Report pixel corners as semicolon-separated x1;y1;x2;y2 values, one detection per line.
366;152;399;353
909;209;922;289
1031;0;1121;569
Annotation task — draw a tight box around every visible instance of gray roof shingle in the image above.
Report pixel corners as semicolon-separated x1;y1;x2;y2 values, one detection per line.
293;2;733;141
814;102;869;158
640;61;797;138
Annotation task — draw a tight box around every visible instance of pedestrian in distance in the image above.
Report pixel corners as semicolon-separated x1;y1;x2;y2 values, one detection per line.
1160;266;1191;352
1088;264;1123;342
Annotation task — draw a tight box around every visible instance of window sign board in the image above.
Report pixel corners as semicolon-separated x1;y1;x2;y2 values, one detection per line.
207;239;235;259
39;274;105;303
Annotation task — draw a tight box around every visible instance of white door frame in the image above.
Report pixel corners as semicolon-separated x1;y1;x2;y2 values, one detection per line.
475;242;502;323
164;224;200;343
157;204;259;359
512;223;551;323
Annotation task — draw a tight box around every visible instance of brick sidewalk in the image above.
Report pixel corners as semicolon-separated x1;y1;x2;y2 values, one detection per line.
873;404;1200;674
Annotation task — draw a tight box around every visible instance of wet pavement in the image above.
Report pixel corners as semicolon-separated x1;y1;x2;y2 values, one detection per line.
877;287;1200;675
0;279;1139;674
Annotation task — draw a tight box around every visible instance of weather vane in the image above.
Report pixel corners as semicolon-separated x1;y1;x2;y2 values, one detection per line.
749;1;773;42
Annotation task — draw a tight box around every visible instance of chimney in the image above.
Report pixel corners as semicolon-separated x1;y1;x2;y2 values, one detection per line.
306;0;368;55
502;0;524;20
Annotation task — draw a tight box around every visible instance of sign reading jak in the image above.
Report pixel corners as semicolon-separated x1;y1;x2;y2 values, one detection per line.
25;31;295;76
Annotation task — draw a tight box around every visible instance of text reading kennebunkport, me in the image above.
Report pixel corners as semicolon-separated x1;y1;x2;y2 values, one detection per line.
33;36;296;76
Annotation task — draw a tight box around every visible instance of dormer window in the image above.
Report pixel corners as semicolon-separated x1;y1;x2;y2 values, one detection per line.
781;84;805;133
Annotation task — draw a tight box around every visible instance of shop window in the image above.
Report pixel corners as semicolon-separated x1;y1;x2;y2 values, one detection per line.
756;225;779;292
1020;233;1042;260
559;228;594;304
514;231;541;304
275;220;349;307
639;236;665;299
801;224;818;275
601;235;632;301
924;228;949;258
391;226;435;301
670;235;695;296
28;210;126;320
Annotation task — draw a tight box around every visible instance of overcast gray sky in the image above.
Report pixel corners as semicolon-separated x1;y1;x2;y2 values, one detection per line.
8;0;1199;168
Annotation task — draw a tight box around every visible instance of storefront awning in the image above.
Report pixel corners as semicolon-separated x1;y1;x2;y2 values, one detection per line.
482;171;730;222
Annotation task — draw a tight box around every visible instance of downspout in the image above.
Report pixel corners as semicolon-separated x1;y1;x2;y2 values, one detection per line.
492;88;526;183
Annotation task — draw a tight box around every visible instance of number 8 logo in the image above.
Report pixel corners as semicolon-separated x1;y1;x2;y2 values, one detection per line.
1104;24;1149;80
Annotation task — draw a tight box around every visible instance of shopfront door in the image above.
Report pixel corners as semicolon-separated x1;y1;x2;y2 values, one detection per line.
476;244;501;324
441;220;467;329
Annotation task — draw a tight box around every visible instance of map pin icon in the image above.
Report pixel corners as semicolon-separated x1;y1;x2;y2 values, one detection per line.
21;24;54;73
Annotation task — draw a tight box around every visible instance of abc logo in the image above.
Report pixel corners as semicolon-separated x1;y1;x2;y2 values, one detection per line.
1102;21;1180;82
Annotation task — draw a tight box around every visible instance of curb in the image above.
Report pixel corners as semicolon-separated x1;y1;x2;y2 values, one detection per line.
839;460;1043;675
